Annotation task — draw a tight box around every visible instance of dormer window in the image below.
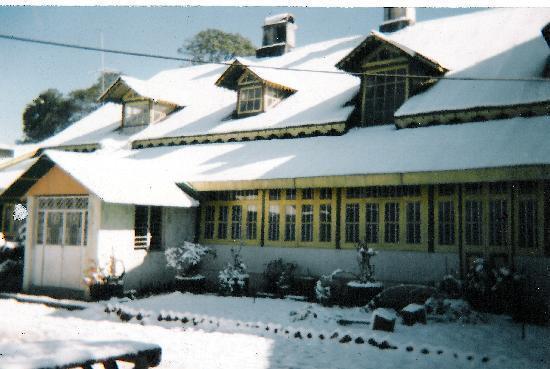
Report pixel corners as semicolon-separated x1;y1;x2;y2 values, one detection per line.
239;86;263;114
99;76;181;132
363;66;408;126
124;101;149;127
216;60;297;118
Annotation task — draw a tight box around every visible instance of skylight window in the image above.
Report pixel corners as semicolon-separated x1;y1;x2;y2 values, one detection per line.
238;86;263;114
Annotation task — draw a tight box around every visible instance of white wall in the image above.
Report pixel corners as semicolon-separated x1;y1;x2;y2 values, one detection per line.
200;245;459;290
97;203;197;291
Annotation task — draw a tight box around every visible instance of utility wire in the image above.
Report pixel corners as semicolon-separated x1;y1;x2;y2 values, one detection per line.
1;33;549;83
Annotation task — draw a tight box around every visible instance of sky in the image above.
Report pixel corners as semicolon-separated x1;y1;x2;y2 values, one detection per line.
0;6;483;144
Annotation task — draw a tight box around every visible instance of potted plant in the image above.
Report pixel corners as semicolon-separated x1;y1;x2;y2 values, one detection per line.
83;256;125;301
165;241;214;293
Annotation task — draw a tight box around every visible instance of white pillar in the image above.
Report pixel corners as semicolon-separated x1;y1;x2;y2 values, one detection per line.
22;196;35;290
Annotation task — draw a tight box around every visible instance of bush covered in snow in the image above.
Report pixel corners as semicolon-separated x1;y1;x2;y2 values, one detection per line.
165;242;214;279
425;297;487;324
462;258;549;324
218;247;249;296
83;256;125;300
315;269;357;306
263;258;297;297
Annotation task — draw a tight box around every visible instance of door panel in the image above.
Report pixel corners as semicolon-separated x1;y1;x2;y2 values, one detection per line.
41;245;62;287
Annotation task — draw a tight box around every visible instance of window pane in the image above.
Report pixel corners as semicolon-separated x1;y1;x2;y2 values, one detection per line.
285;205;296;241
36;211;45;244
46;212;63;245
384;202;399;243
268;205;280;241
149;206;162;249
438;201;455;245
345;204;359;243
64;212;82;246
204;206;215;239
231;205;242;240
489;200;507;246
319;204;331;242
518;200;537;248
465;200;482;246
365;203;379;244
406;202;421;244
218;206;228;239
301;205;313;242
246;205;258;240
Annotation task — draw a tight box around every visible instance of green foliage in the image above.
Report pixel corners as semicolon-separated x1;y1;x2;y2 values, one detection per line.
22;89;77;143
21;72;120;143
179;29;256;64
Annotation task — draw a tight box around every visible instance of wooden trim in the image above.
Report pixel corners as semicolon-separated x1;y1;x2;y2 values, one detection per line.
395;101;549;128
188;164;550;191
428;185;435;253
457;185;464;277
260;189;266;247
131;122;347;149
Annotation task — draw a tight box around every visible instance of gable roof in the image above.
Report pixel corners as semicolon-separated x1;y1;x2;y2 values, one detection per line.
130;36;363;142
99;76;183;107
338;8;550;118
1;150;198;207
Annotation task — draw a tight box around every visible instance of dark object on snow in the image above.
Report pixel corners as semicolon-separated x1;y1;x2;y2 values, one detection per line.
372;310;396;332
119;312;134;322
406;346;413;352
330;332;339;339
369;284;436;311
400;303;427;326
337;319;370;326
421;348;429;354
339;335;352;343
294;331;302;339
318;334;324;340
355;337;364;344
378;340;397;350
482;356;490;363
368;338;377;346
345;282;384;307
175;276;206;294
306;333;312;339
437;350;443;355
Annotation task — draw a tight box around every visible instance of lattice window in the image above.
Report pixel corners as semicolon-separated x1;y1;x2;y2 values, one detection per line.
345;203;360;243
406;202;421;244
204;206;215;240
238;85;262;114
284;205;296;241
301;205;313;242
231;205;242;240
465;200;482;246
363;67;407;126
384;202;400;244
319;204;331;242
217;206;228;240
246;205;258;240
268;205;280;241
438;201;455;245
489;200;507;246
518;199;538;248
365;203;379;244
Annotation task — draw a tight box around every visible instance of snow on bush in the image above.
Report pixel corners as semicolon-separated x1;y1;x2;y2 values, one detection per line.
83;256;125;286
355;241;377;283
315;269;343;305
425;297;487;324
13;204;28;221
218;247;249;296
165;242;213;279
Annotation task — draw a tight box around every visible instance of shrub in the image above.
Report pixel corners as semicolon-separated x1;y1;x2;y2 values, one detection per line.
83;256;125;301
218;247;249;296
263;258;297;296
315;269;355;305
165;242;214;278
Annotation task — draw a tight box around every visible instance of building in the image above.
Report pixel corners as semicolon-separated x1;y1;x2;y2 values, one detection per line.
0;8;549;299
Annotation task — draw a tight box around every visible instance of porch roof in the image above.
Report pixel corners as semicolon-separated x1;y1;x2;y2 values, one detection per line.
1;151;198;208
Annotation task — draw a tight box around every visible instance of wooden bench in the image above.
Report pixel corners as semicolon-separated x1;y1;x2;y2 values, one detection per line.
0;340;161;369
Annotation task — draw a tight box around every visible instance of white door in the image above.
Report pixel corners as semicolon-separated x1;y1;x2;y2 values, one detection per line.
32;197;88;290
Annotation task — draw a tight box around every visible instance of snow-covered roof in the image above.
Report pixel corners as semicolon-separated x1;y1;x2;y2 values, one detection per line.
375;8;550;116
116;115;550;185
132;36;362;141
0;158;37;194
35;150;198;207
99;75;189;107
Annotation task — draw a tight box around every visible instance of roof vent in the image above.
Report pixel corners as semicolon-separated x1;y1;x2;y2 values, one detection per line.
256;13;297;58
379;7;416;33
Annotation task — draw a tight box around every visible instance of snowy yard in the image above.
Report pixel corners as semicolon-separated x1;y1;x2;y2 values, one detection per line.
0;293;548;369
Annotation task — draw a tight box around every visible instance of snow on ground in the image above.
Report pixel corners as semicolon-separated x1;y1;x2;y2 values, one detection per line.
0;293;548;369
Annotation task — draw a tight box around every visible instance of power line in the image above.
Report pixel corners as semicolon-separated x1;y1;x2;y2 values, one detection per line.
1;33;549;83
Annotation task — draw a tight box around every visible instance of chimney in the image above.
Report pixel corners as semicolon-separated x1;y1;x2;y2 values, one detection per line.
379;7;416;33
256;13;297;58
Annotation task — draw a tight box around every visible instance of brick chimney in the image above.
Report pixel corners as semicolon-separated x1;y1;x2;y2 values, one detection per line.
379;8;416;33
256;13;297;58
